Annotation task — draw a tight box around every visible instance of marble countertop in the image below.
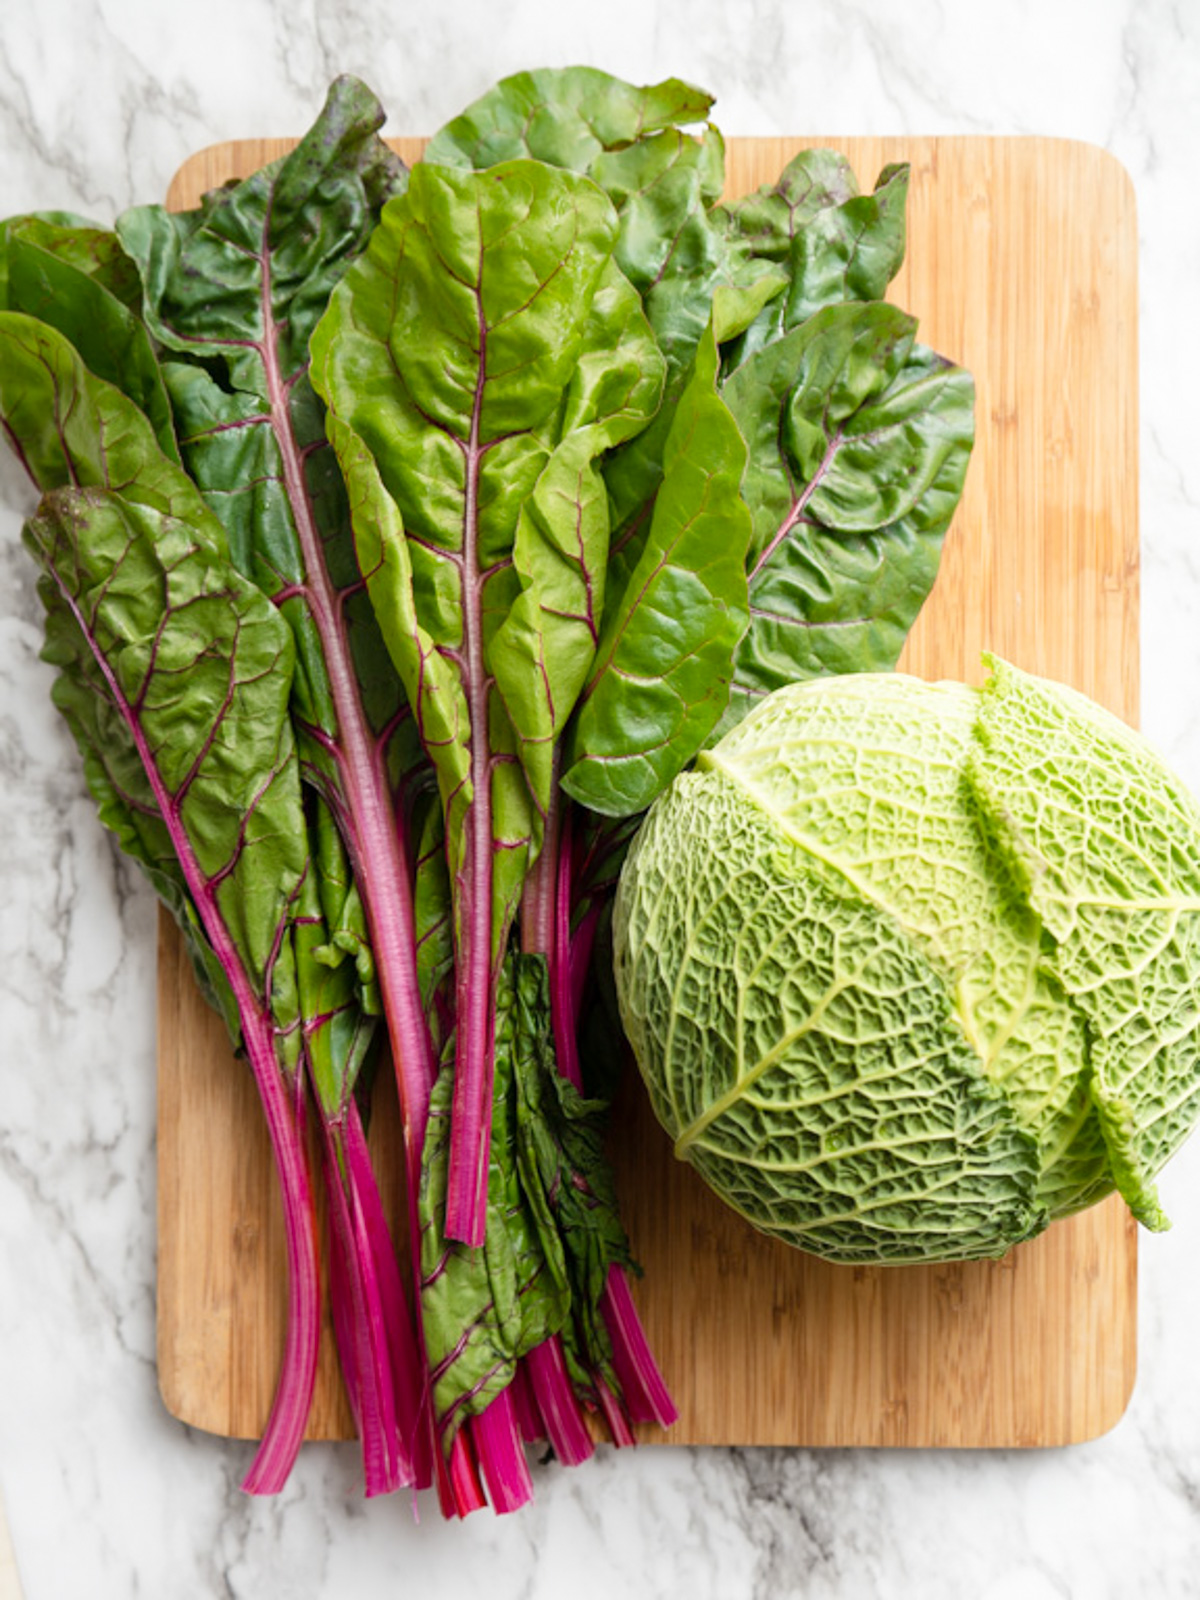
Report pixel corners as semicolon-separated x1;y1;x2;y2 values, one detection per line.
3;2;1200;1595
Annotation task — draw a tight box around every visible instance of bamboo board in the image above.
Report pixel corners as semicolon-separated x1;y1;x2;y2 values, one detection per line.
158;135;1140;1448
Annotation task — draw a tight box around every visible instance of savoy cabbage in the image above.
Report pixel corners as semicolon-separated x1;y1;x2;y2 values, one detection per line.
613;658;1200;1264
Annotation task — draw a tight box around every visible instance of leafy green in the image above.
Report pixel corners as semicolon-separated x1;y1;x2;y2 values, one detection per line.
425;65;714;173
1;214;179;459
427;68;781;534
0;310;201;517
26;479;322;1486
311;155;664;1245
615;661;1200;1262
971;659;1200;1228
419;954;631;1439
114;74;409;777
716;152;910;365
107;80;442;1495
0;110;425;1485
560;315;753;815
2;63;992;1504
0;311;251;1015
715;302;975;735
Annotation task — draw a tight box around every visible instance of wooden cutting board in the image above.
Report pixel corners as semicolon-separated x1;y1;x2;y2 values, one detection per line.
157;134;1139;1449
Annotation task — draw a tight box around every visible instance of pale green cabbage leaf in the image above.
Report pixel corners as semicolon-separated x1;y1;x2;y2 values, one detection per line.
613;658;1200;1263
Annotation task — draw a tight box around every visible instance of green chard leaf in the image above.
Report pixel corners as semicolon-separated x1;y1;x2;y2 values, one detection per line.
589;132;785;537
1;209;141;307
717;154;910;367
311;156;664;1242
1;203;414;1494
0;311;313;1061
713;300;975;738
26;479;323;1486
714;148;862;262
27;484;310;1034
298;792;381;1121
559;315;753;816
114;74;409;769
419;958;572;1440
418;953;632;1440
427;66;786;540
0;310;242;1011
0;311;208;517
506;953;634;1400
113;79;448;1201
425;65;715;173
0;214;179;461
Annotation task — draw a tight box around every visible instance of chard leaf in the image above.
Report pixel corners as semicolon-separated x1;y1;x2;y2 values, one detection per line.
589;135;786;538
28;485;308;1037
0;309;266;1018
0;311;211;519
311;157;663;1242
299;794;381;1120
117;75;406;405
589;123;736;372
0;216;179;461
27;482;321;1485
718;155;910;366
0;300;403;1482
715;301;975;735
424;65;714;172
115;80;445;1167
114;73;408;765
428;67;784;541
0;210;140;307
413;790;455;1046
418;954;631;1439
714;148;863;262
506;954;633;1400
782;161;909;328
419;961;572;1440
559;318;752;816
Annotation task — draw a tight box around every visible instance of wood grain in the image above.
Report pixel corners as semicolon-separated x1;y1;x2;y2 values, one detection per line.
157;134;1139;1447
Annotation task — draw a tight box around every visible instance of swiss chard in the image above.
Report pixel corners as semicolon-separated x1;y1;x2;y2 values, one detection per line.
25;475;320;1494
715;299;975;735
1;64;979;1517
112;80;455;1500
0;302;428;1491
310;156;665;1249
715;151;910;363
434;77;976;1425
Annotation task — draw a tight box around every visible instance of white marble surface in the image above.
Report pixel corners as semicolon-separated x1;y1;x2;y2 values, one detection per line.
3;1;1200;1595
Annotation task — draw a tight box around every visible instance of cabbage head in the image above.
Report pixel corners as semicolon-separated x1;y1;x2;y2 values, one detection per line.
613;657;1200;1264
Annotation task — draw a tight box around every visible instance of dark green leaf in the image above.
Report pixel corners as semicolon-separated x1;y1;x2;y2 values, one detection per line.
114;75;409;764
418;962;571;1438
425;66;714;173
560;318;752;816
28;484;308;1061
418;952;632;1436
0;311;211;519
714;303;975;736
313;156;664;934
718;156;910;368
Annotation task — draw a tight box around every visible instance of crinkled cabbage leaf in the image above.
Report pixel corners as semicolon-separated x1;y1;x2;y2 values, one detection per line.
614;659;1200;1262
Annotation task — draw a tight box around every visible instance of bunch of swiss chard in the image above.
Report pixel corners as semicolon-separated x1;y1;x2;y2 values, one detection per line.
0;66;973;1515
